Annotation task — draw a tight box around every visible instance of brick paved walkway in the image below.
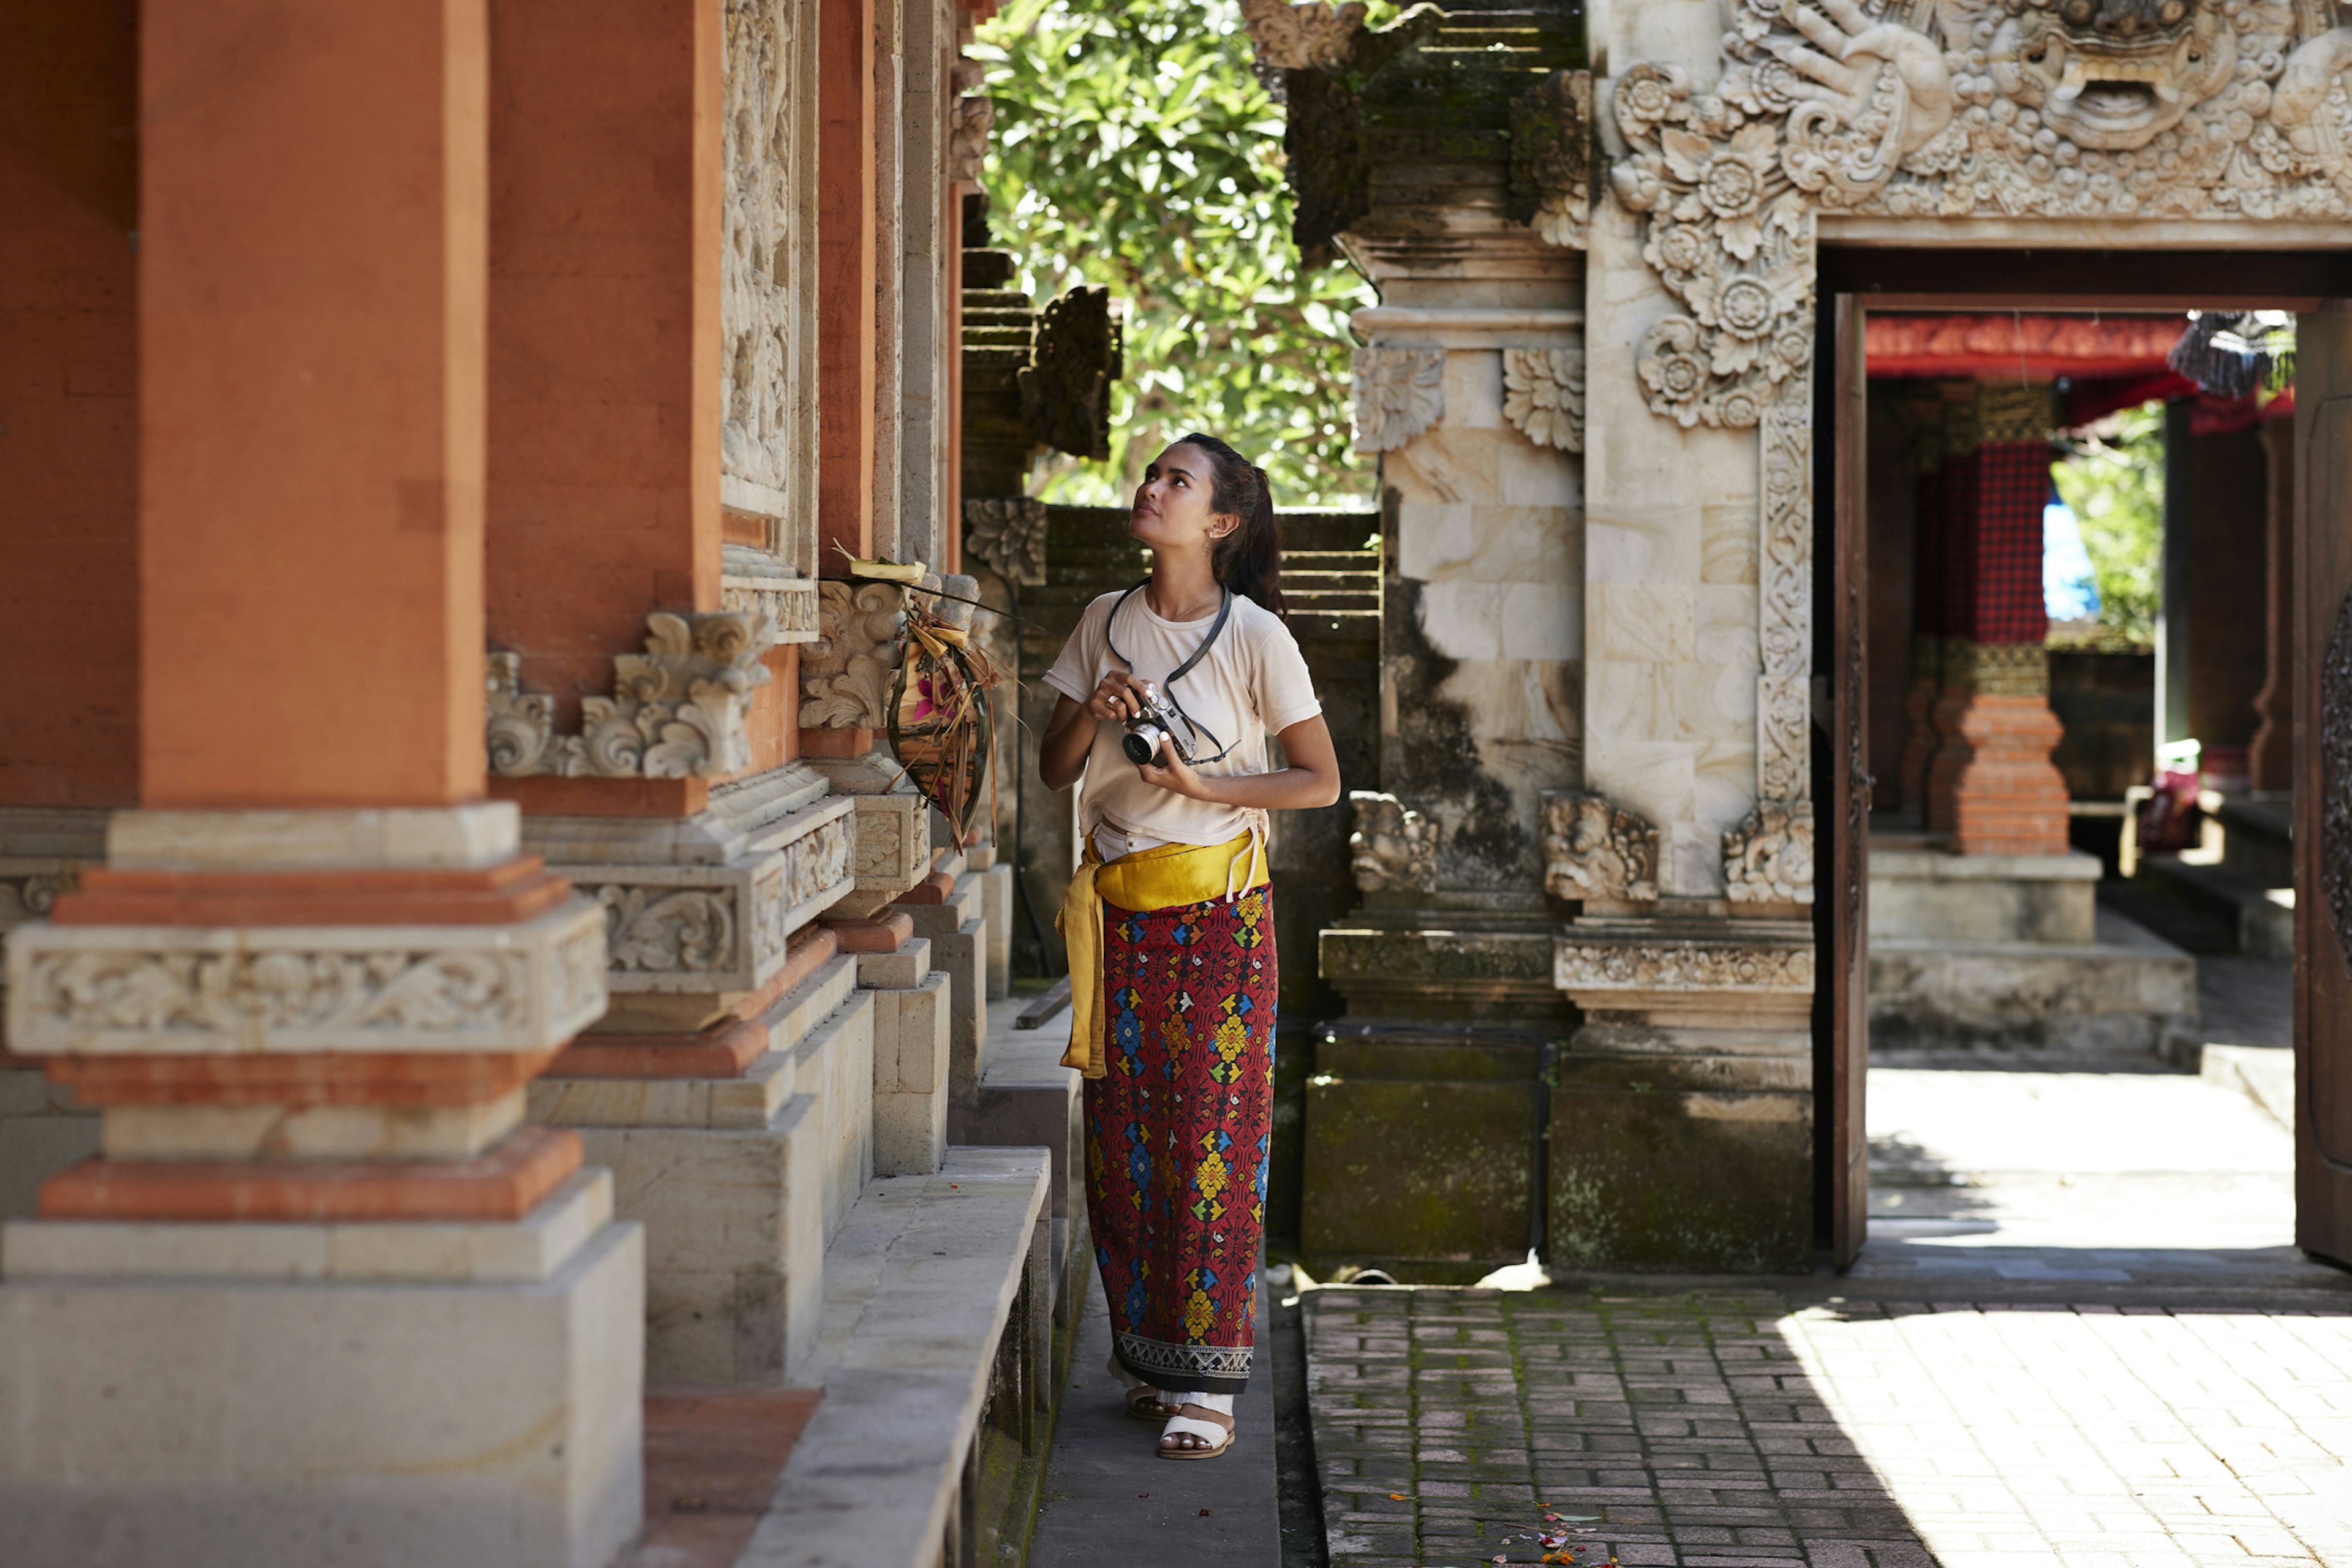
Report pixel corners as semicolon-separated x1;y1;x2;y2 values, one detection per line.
1304;1286;2352;1568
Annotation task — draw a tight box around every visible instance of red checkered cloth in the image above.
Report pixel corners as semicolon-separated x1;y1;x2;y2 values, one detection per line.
1911;468;1945;638
1969;439;2052;645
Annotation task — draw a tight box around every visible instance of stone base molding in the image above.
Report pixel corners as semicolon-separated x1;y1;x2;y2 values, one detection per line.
0;1182;644;1568
1555;910;1814;1031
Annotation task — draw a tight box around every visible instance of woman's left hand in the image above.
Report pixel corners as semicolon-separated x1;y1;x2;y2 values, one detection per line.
1135;734;1208;800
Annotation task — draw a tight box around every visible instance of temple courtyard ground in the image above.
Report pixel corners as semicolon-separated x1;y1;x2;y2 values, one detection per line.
1298;957;2352;1568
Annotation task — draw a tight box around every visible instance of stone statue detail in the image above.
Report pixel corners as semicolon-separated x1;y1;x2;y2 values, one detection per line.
963;497;1049;587
1020;287;1121;462
948;96;993;185
1723;799;1817;907
1348;791;1437;895
1608;0;2352;431
1540;791;1660;903
1351;346;1444;453
800;582;906;729
1501;348;1585;453
1511;69;1591;249
488;611;777;780
1239;0;1365;71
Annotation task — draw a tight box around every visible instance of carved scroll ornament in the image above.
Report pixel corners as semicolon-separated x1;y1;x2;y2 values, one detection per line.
1349;791;1436;895
1239;0;1366;70
1540;791;1659;903
489;612;777;781
800;581;905;729
1502;348;1586;454
1723;799;1816;907
949;96;993;184
1352;347;1444;453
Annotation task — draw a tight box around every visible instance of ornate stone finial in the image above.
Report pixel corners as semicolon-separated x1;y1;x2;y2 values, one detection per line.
1238;0;1365;71
800;581;906;729
1351;346;1444;453
488;611;777;780
1510;69;1591;249
963;497;1047;587
1348;791;1436;895
1502;348;1585;453
1540;791;1659;902
1019;287;1120;461
1723;799;1815;906
948;96;993;184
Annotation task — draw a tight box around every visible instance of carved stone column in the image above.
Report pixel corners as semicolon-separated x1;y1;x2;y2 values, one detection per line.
0;7;641;1557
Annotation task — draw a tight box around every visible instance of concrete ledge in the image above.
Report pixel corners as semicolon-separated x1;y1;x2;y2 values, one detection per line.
1870;848;2100;945
2140;854;2295;959
748;1149;1049;1568
2201;1042;2292;1129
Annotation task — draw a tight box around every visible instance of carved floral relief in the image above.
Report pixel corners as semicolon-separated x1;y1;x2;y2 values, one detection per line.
1349;791;1437;895
488;612;778;781
1352;347;1445;453
1540;791;1659;902
965;497;1049;587
1502;348;1586;453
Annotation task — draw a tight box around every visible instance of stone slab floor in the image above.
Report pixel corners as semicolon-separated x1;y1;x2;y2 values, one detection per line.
1304;958;2352;1568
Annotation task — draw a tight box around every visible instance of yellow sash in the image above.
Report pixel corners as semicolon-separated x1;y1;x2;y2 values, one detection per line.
1057;829;1270;1079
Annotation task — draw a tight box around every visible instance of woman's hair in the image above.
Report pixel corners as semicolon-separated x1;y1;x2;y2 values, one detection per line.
1174;432;1286;619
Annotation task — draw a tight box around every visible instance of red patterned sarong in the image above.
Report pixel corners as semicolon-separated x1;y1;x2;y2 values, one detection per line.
1085;884;1275;1395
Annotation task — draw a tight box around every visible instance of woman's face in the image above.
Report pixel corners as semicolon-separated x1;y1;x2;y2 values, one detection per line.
1129;443;1234;558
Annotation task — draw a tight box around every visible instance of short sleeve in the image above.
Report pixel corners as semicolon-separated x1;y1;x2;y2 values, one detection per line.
1255;617;1322;734
1043;595;1109;706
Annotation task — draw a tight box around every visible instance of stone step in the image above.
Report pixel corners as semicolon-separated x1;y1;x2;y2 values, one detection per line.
1868;906;2198;1058
748;1149;1050;1568
2138;854;2294;959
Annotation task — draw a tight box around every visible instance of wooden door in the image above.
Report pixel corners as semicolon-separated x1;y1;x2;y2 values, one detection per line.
1817;294;1872;1267
2296;299;2352;1264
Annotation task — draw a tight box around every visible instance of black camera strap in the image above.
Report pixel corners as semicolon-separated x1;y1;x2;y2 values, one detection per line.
1103;579;1236;763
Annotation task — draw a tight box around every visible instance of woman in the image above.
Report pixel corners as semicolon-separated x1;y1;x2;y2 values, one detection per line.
1039;433;1341;1461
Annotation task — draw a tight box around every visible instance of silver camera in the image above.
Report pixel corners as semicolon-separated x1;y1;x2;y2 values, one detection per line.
1118;682;1193;766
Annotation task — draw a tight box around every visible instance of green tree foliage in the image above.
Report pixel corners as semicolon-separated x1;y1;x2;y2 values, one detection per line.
974;0;1373;507
2051;403;2164;648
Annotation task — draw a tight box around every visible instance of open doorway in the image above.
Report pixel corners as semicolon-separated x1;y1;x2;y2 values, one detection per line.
1814;249;2352;1279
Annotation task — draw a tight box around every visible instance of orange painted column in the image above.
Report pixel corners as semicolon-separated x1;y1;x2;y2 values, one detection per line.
484;0;720;754
0;4;139;810
4;0;605;1223
140;0;491;811
820;0;880;577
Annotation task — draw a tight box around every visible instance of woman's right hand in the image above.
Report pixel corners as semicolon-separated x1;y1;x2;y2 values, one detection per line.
1084;671;1152;725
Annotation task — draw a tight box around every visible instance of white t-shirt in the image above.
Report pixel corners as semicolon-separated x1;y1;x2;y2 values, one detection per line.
1044;587;1322;854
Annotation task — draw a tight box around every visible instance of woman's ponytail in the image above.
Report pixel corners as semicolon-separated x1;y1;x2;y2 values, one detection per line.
1176;433;1287;620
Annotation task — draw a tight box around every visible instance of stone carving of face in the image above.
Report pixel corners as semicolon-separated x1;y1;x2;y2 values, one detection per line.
1957;0;2237;149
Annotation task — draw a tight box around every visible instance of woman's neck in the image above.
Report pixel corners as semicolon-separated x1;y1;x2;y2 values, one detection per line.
1144;554;1223;622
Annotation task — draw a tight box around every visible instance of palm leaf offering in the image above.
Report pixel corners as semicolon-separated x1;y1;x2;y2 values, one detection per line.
886;587;1004;846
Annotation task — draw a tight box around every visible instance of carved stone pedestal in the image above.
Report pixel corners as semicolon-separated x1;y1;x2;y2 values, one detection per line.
1553;909;1815;1273
0;805;638;1568
520;763;884;1384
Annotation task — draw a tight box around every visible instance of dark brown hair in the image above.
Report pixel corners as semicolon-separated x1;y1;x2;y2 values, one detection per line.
1174;432;1286;619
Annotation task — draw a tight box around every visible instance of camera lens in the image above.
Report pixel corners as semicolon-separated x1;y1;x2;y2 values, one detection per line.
1121;726;1163;765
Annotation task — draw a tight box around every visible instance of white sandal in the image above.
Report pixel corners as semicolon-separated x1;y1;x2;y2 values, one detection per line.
1156;1403;1236;1460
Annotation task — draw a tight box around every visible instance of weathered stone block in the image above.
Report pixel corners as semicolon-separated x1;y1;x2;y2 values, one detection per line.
1300;1027;1542;1272
1547;1047;1812;1275
0;1215;644;1568
1869;848;2098;945
977;861;1012;1000
574;1093;821;1386
793;992;875;1240
853;934;932;990
935;917;989;1121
